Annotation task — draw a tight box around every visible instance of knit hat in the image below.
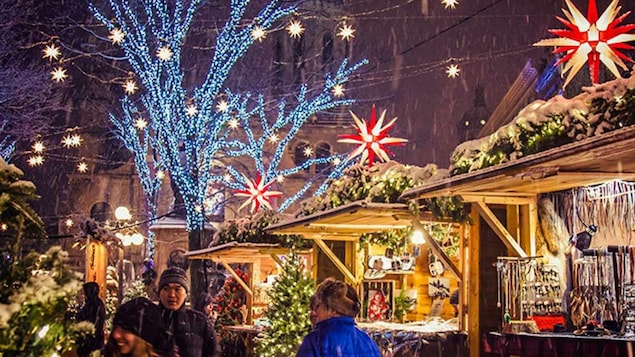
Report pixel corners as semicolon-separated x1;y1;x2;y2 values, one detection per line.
159;267;189;293
112;297;174;355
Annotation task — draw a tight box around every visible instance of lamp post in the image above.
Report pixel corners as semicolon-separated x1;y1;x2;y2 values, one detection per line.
113;206;145;304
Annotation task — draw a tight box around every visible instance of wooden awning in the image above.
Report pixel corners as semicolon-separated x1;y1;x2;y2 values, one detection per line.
185;242;310;263
400;126;635;201
266;201;446;240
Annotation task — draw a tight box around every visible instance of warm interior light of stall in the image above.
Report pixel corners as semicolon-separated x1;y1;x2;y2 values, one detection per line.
410;229;426;245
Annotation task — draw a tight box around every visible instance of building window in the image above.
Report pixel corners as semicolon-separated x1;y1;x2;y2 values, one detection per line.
90;202;113;223
315;142;332;174
293;141;311;172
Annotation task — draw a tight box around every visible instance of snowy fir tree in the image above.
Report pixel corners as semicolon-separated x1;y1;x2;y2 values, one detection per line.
86;0;366;295
255;254;314;356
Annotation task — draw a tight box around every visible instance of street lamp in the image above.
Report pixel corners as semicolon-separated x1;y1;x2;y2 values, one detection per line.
113;206;145;304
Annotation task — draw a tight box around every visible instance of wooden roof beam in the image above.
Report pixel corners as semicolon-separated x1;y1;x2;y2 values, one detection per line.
217;258;253;297
412;220;462;282
474;201;527;258
460;194;537;205
313;237;359;285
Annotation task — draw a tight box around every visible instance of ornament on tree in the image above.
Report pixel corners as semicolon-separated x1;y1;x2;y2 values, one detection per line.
338;104;408;167
534;0;635;87
234;173;283;213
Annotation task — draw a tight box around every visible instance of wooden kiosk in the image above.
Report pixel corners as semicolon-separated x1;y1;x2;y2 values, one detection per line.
185;242;313;325
267;201;468;355
399;126;635;357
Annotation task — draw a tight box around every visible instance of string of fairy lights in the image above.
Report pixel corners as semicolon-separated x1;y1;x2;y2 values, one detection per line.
8;0;594;242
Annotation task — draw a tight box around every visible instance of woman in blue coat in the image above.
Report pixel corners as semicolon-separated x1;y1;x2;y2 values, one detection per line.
297;278;380;357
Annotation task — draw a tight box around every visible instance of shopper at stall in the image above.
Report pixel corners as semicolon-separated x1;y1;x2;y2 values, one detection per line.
297;278;380;357
158;267;218;357
103;297;176;357
194;292;217;325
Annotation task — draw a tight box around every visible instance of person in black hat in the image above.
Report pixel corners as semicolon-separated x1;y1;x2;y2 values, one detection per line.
104;297;176;357
158;267;218;357
76;282;106;357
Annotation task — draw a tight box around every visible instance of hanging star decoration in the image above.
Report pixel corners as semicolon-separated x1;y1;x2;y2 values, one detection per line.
442;0;459;9
109;28;125;45
337;23;355;40
286;20;304;39
338;104;408;167
446;64;460;78
534;0;635;87
123;79;138;95
51;67;67;82
234;173;283;213
43;44;61;61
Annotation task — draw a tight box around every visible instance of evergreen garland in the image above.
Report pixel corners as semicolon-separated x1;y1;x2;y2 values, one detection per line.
255;254;314;357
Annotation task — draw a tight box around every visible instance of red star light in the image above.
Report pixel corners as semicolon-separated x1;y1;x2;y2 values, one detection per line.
534;0;635;87
338;104;408;167
234;173;282;213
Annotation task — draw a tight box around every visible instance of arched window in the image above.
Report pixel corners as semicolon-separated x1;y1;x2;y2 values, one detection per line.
90;202;113;223
315;142;332;174
293;141;311;172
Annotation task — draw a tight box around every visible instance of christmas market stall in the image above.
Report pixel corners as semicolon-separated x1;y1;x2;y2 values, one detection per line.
266;162;470;356
400;73;635;357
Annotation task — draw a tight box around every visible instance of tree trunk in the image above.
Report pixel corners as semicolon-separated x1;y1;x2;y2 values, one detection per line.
188;228;211;301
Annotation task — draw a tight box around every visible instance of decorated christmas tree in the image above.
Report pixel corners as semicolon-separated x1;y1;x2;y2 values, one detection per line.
255;253;314;357
213;268;248;355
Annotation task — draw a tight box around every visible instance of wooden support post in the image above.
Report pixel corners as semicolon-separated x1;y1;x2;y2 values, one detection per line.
468;208;480;357
217;259;253;297
313;237;358;284
474;201;527;258
413;220;462;282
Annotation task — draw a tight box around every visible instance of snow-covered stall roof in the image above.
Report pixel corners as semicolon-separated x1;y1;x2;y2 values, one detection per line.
185;241;311;262
400;125;635;202
266;201;445;240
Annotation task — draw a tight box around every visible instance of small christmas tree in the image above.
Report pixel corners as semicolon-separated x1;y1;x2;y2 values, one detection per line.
255;254;314;357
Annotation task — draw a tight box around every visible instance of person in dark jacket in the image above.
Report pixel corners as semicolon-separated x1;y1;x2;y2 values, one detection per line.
77;282;106;357
158;267;218;357
104;297;177;357
297;278;380;357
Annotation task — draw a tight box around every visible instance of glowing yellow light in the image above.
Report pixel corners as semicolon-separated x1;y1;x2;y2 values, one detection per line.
332;84;345;97
228;118;240;129
286;20;304;39
109;28;125;45
28;155;44;167
32;141;45;153
65;219;74;227
186;104;198;117
337;23;355;40
441;0;459;9
157;46;173;61
51;67;67;82
251;26;266;42
268;133;279;143
43;44;61;61
1;224;7;231
123;79;138;94
134;118;148;129
223;173;232;182
77;162;88;173
303;146;313;157
333;157;341;165
61;134;82;148
216;99;229;113
156;170;165;179
276;175;285;183
446;64;460;78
